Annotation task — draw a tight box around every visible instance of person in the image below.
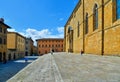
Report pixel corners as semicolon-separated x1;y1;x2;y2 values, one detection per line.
25;57;28;62
50;50;53;55
80;50;84;55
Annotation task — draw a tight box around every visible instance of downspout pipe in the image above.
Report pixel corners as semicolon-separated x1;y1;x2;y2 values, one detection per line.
101;0;104;56
83;0;85;53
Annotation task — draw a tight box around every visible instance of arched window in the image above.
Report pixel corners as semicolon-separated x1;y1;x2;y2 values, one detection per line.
93;4;98;30
116;0;120;19
68;26;73;33
85;13;88;34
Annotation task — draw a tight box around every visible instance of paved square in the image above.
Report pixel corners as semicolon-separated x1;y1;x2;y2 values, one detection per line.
7;53;120;82
54;53;120;82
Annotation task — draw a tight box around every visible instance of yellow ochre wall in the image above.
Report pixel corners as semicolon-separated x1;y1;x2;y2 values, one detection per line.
64;0;120;56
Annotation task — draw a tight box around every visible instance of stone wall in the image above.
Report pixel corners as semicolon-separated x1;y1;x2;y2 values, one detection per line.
64;0;120;56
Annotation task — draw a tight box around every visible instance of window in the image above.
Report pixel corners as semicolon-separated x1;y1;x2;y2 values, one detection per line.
52;45;54;47
85;13;88;34
26;41;28;44
93;4;98;30
26;47;28;50
4;28;6;34
0;38;2;44
68;26;73;33
0;27;2;33
116;0;120;19
77;21;80;37
4;39;6;44
39;45;41;48
58;44;60;47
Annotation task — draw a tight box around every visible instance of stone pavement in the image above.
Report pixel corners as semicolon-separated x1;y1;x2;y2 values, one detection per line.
0;56;38;82
7;54;63;82
54;53;120;82
7;53;120;82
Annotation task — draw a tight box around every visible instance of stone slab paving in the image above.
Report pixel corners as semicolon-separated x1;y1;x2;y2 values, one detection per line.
7;52;120;82
7;54;63;82
53;53;120;82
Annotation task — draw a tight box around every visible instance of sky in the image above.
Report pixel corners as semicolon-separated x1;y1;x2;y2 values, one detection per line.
0;0;79;45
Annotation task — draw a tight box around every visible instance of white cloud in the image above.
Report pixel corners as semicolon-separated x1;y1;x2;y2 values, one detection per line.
25;28;52;38
7;28;17;32
16;27;64;46
57;27;64;33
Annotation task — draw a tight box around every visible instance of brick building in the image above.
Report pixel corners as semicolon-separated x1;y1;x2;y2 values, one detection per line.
36;38;64;55
64;0;120;56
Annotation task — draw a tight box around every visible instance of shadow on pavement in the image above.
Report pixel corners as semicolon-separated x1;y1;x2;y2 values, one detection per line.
0;56;38;82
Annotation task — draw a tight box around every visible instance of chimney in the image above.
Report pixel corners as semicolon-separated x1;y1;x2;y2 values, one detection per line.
0;18;4;23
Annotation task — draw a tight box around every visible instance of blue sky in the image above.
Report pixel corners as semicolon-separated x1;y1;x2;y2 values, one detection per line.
0;0;78;45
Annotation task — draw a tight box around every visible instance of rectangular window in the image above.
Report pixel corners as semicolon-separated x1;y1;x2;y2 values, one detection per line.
52;45;54;47
0;27;2;33
39;45;41;47
26;47;28;50
0;38;2;44
4;39;6;44
4;28;6;34
58;44;60;47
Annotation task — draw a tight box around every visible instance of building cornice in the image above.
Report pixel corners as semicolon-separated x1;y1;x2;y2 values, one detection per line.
0;21;11;28
7;32;25;39
36;38;64;41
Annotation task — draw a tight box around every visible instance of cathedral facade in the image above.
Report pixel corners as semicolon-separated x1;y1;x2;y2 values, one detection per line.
64;0;120;56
